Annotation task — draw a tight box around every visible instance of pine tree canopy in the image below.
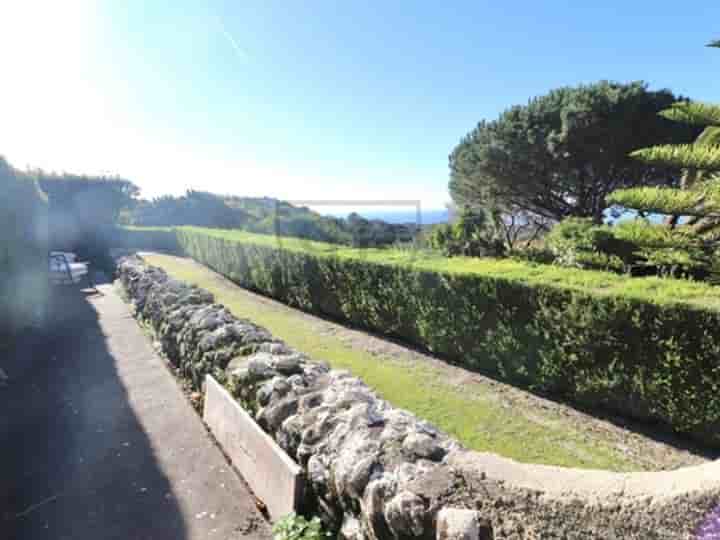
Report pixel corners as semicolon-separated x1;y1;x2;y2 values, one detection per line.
448;81;698;223
630;144;720;171
606;38;720;246
659;102;720;127
606;186;720;217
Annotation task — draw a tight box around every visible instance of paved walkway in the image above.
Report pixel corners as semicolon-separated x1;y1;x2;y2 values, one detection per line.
0;280;270;540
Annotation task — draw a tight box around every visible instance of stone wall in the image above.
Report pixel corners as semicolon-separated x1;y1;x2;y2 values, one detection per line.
118;256;720;540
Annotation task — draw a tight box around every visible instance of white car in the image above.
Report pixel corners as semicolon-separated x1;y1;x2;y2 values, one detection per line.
49;252;89;285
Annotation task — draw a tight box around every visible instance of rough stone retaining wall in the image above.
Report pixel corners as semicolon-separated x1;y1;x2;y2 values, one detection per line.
118;255;720;540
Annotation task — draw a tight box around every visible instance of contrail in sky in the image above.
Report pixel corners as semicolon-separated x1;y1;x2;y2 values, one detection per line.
215;15;250;62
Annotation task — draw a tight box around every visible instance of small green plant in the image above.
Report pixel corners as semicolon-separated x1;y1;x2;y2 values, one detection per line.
545;217;637;272
272;513;332;540
544;217;713;278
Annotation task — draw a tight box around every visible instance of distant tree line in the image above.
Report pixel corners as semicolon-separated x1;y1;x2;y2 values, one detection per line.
28;170;140;268
3;163;422;250
6;163;420;251
132;190;249;229
35;171;139;226
128;190;417;247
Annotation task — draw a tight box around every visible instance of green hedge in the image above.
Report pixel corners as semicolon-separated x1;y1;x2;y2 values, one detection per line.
127;226;720;446
0;160;49;337
109;226;180;252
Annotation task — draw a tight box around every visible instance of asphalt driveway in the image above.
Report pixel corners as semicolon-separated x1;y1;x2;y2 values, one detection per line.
0;280;270;540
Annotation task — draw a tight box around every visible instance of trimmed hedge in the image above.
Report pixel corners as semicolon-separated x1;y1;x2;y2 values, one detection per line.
124;226;720;446
0;160;49;336
107;226;180;253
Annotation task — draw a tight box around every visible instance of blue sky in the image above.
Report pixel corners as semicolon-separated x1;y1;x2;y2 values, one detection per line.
1;1;719;212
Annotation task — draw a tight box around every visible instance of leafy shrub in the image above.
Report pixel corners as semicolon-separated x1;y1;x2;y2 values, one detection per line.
112;226;181;252
558;250;626;273
545;218;636;272
509;246;556;265
612;220;714;278
149;226;720;447
429;208;505;257
636;245;712;278
546;217;714;279
607;186;712;218
611;219;681;247
273;514;332;540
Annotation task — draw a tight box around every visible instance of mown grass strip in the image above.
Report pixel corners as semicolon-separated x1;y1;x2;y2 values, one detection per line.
143;253;644;472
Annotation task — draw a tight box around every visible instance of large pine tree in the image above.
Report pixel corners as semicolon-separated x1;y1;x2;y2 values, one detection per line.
607;41;720;238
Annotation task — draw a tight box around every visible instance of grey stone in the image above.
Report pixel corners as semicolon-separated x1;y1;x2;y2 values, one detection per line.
225;355;249;373
436;509;492;540
346;456;380;500
247;356;277;380
403;432;446;462
257;395;299;431
258;342;293;355
272;354;304;375
363;477;396;540
307;455;329;486
256;382;273;407
287;374;306;389
257;377;292;407
384;491;427;538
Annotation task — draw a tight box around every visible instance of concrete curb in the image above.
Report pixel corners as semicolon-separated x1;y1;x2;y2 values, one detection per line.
203;374;303;521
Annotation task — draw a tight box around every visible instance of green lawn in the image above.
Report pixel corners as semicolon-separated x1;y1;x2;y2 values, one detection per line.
143;252;649;472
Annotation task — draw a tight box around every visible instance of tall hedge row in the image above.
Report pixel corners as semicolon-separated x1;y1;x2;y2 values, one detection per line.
126;227;720;446
0;159;49;337
107;226;180;253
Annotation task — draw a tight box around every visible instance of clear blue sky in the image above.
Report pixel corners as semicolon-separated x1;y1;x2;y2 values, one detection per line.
1;1;718;211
